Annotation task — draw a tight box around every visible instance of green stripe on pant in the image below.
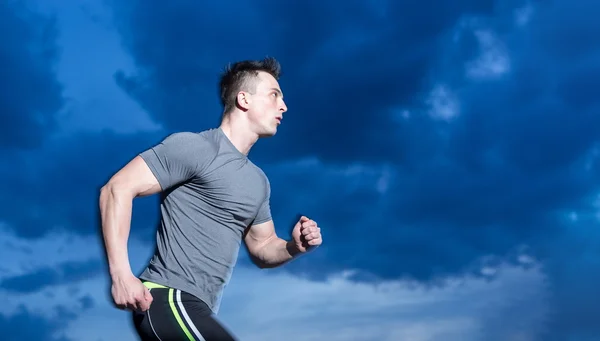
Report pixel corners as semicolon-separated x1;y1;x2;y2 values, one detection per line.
168;288;196;341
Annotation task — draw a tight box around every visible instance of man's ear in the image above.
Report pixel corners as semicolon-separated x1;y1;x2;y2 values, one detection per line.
236;91;251;110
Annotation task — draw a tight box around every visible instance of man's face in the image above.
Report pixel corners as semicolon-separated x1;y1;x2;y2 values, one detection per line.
245;71;287;137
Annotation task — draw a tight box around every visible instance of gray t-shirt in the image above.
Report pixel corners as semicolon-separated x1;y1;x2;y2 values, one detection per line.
138;128;271;313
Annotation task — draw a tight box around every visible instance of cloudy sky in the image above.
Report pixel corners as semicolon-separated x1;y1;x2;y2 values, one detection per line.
1;0;599;340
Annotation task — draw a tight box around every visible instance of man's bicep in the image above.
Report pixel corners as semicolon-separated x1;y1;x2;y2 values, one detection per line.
244;177;274;248
106;155;162;197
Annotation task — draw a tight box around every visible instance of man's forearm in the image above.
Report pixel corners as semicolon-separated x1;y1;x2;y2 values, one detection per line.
253;237;302;268
99;184;134;278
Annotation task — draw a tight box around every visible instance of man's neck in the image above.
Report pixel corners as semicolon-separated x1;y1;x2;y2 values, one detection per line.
219;115;259;156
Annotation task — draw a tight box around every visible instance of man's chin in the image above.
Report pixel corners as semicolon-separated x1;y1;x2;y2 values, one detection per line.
259;127;278;138
260;131;277;138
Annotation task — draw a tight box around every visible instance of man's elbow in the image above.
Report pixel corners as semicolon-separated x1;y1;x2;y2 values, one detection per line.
245;246;271;269
99;182;111;207
99;180;134;206
251;257;275;269
251;259;267;269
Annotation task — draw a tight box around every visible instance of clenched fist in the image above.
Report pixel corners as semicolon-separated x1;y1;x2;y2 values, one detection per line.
292;216;322;252
111;273;153;312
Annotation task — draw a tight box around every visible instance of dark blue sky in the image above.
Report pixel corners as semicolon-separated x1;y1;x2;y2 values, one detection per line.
1;0;599;340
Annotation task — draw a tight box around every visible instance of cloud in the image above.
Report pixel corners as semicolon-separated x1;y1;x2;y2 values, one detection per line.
426;84;461;121
0;227;101;341
514;3;534;27
0;0;165;239
465;29;510;79
0;307;73;341
0;1;64;150
221;260;551;341
0;130;163;239
0;259;102;294
0;226;102;317
0;224;151;341
0;224;551;341
534;209;600;341
42;0;162;135
107;0;497;164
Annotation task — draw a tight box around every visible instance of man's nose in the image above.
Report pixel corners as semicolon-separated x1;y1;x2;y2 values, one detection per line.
280;100;287;112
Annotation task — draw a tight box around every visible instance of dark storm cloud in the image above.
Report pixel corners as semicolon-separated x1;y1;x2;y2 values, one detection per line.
108;0;495;163
0;307;73;341
0;291;94;341
78;294;94;310
0;259;102;293
0;130;164;239
540;214;600;341
0;1;64;150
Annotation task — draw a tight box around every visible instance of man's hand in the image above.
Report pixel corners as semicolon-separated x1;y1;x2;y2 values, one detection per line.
292;216;322;253
111;272;153;312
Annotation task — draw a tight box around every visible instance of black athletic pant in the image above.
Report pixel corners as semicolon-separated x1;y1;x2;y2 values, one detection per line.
132;281;237;341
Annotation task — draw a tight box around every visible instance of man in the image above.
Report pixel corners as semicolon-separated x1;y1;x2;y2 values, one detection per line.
99;57;323;341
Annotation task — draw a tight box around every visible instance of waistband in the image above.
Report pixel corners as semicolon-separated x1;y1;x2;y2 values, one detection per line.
142;280;169;289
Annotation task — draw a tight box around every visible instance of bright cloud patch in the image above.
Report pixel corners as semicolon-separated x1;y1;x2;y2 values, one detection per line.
221;257;551;341
514;4;534;27
426;84;460;121
466;29;511;80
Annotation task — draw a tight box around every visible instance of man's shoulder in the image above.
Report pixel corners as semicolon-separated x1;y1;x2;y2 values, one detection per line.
162;129;218;148
164;129;213;140
248;160;270;184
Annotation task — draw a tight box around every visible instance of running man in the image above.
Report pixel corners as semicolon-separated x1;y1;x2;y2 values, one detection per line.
99;57;323;340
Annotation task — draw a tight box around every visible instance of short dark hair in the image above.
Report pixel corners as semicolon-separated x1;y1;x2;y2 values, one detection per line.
219;57;282;115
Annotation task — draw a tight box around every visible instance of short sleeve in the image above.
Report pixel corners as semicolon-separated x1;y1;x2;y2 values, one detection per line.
253;177;272;225
139;132;212;190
